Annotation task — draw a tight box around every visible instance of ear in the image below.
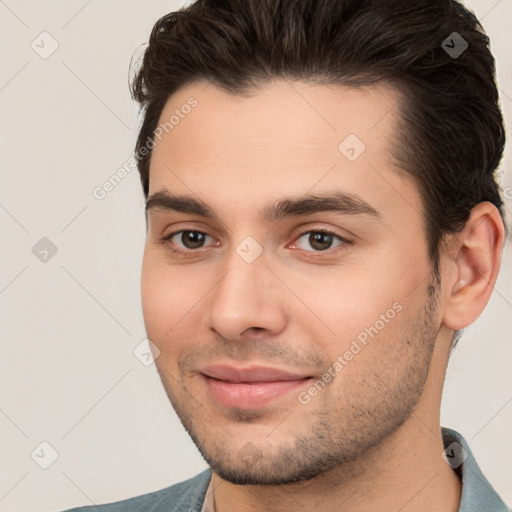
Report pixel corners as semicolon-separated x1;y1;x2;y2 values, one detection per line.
441;201;505;330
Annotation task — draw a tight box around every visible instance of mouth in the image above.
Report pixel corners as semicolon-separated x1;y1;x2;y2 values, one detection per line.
199;364;315;409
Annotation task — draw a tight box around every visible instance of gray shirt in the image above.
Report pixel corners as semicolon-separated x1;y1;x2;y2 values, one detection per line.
61;427;511;511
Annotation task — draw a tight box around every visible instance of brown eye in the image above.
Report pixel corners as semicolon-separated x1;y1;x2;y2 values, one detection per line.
179;231;207;249
308;232;335;251
162;230;214;253
294;230;348;252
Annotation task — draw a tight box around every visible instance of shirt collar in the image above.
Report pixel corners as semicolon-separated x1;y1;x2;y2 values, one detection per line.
442;426;509;511
201;476;215;512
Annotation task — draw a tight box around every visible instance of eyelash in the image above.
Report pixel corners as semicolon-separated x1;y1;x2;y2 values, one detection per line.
160;228;352;257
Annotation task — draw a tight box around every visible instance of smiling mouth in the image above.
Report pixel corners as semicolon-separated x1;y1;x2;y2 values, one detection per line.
199;364;314;408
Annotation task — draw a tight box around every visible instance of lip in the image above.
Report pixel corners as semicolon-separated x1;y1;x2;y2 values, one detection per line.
200;364;314;409
201;364;312;383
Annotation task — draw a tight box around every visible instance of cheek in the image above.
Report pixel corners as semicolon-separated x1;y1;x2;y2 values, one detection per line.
141;248;210;352
290;269;397;336
141;250;165;336
286;259;419;363
141;251;183;339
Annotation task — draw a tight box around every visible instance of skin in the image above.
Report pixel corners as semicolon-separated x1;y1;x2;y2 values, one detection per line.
141;80;504;512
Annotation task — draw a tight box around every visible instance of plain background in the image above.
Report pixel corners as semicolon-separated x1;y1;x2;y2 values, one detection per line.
0;1;510;511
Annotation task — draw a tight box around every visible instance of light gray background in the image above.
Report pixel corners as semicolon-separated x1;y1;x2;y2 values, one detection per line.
0;1;510;511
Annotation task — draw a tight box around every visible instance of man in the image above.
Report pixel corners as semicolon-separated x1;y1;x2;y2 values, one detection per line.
63;0;510;510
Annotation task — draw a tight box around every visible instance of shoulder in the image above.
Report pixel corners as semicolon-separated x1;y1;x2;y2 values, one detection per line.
59;469;212;512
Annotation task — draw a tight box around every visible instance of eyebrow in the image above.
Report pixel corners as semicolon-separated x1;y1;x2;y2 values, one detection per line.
145;189;382;224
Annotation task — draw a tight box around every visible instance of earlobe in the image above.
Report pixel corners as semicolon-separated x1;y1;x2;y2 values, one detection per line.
442;202;504;331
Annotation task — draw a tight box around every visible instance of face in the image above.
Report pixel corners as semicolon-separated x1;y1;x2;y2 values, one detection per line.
141;80;442;485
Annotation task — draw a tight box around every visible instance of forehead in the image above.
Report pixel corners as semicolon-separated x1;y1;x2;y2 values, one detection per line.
148;80;421;224
153;79;401;164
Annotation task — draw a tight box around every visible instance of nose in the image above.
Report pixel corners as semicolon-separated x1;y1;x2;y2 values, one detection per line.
206;249;287;341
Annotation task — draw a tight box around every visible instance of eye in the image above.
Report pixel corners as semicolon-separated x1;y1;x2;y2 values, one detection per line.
292;229;350;252
160;227;351;257
161;230;216;254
